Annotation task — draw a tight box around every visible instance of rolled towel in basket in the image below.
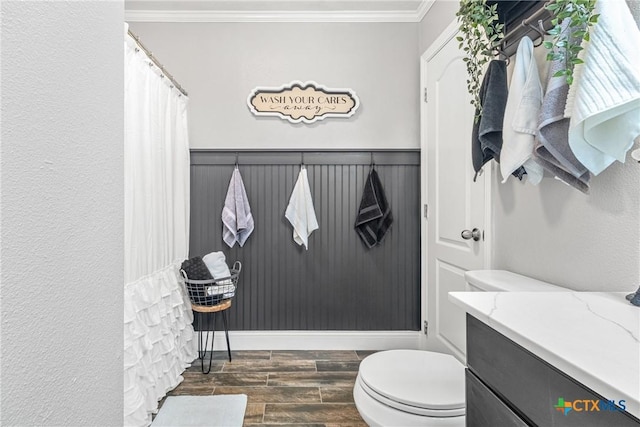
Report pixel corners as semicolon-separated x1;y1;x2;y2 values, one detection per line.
180;256;216;306
180;256;213;281
203;251;234;297
203;251;231;279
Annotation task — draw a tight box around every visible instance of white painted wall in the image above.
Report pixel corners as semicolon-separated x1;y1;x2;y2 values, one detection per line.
418;0;459;54
129;22;419;149
1;1;124;425
492;142;640;292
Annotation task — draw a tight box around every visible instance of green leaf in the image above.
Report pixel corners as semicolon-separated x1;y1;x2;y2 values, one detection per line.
571;58;584;64
573;30;587;38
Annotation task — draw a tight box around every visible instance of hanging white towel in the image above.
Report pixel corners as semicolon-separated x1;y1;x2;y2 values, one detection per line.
285;167;319;250
500;37;545;184
567;0;640;175
222;167;254;248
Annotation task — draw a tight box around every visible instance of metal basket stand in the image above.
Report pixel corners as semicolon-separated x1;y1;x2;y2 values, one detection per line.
181;261;241;374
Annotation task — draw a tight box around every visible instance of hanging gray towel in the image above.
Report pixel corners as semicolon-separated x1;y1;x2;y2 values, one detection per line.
222;167;255;248
355;168;393;248
472;60;525;181
535;19;590;194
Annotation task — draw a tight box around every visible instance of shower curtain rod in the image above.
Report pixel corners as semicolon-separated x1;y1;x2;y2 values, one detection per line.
127;29;188;97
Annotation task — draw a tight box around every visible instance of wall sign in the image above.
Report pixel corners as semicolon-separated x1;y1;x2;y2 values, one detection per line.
247;81;360;124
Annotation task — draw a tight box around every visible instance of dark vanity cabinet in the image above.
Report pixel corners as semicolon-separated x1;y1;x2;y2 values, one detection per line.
465;315;640;427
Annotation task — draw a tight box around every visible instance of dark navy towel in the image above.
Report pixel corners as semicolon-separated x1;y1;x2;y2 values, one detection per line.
355;168;393;249
181;256;215;306
181;257;213;280
472;59;526;181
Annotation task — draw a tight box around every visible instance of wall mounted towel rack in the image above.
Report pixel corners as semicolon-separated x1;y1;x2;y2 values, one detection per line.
493;2;554;57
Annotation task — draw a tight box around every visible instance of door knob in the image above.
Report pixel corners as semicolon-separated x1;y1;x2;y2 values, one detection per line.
461;228;481;241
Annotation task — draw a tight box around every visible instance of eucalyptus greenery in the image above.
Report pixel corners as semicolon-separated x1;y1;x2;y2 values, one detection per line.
456;0;503;120
544;0;599;85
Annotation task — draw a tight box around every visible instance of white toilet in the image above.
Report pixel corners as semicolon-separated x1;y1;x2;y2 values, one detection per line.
353;270;567;426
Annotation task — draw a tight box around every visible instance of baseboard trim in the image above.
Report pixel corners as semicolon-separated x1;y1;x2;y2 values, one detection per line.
206;330;422;351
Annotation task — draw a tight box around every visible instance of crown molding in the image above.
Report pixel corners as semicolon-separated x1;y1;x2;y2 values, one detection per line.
416;0;436;22
125;1;435;23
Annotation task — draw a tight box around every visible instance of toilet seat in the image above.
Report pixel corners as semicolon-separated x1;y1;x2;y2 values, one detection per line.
358;350;465;417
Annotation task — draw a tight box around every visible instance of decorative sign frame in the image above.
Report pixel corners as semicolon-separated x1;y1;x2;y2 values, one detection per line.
247;81;360;124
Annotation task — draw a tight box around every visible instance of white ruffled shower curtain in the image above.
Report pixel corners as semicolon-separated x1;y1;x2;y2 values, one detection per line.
123;24;197;427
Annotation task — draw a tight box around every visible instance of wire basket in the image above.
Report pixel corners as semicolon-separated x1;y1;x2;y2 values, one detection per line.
181;261;242;307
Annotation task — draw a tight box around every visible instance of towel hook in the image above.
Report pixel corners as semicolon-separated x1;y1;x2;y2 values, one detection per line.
494;45;510;65
235;152;239;167
524;19;546;47
301;152;305;167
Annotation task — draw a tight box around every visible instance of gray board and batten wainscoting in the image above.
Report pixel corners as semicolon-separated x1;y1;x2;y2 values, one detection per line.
189;150;421;332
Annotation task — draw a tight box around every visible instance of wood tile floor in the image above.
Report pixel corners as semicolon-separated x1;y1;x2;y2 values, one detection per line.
162;350;376;426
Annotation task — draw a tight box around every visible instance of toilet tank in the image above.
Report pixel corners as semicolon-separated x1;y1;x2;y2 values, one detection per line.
465;270;569;292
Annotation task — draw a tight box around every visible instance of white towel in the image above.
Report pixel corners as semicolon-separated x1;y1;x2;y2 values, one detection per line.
285;167;319;250
203;251;231;279
222;167;254;248
563;43;587;120
567;0;640;175
500;37;545;184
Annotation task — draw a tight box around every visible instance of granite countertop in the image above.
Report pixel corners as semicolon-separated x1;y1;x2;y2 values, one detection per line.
449;291;640;419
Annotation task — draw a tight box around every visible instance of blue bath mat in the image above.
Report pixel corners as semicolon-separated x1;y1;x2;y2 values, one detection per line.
151;395;247;426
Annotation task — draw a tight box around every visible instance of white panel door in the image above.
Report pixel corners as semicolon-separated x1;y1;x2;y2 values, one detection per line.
420;21;489;362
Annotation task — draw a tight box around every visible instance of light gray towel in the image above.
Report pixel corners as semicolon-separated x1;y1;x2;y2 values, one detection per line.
202;251;234;297
203;251;231;279
535;19;591;194
222;167;254;248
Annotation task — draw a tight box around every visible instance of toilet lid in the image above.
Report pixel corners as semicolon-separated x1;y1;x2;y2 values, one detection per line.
359;350;465;416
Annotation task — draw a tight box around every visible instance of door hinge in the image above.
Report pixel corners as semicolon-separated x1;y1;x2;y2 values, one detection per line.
423;88;428;103
423;320;429;336
423;204;428;219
